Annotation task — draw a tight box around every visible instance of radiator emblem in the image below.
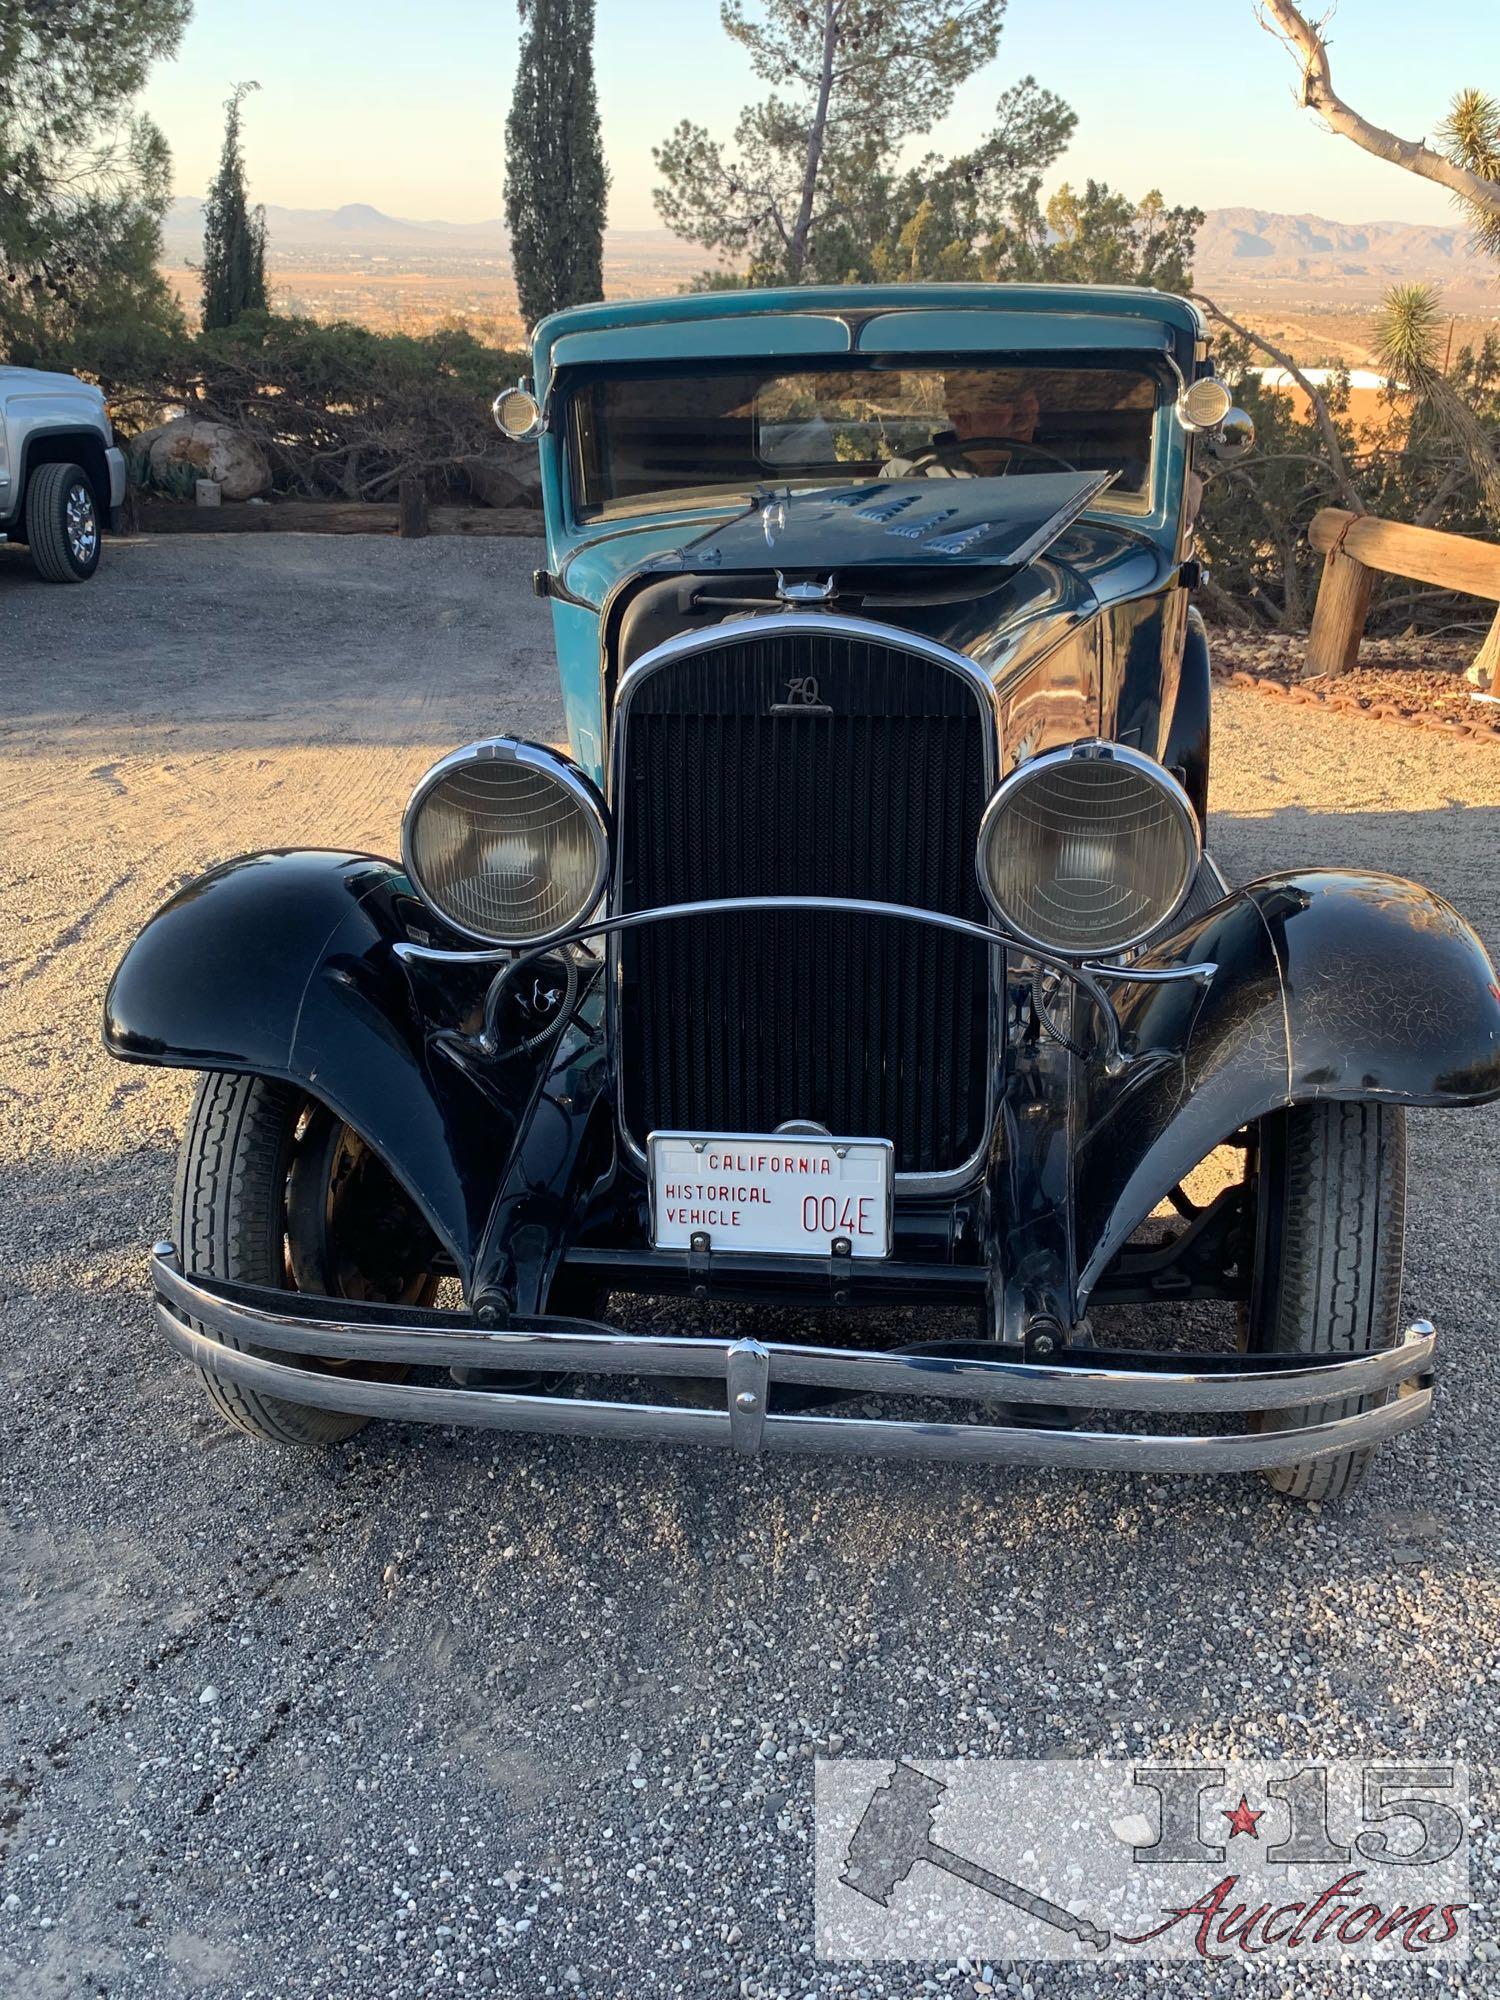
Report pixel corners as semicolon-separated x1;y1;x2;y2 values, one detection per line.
772;675;834;716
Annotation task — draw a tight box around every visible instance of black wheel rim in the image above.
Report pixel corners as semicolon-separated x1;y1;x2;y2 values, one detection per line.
285;1103;440;1313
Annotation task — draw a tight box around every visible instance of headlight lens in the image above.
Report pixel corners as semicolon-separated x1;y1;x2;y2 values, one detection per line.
402;740;609;947
1178;376;1234;432
977;741;1199;957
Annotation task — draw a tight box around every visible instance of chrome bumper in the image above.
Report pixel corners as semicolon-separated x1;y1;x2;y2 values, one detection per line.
149;1246;1435;1473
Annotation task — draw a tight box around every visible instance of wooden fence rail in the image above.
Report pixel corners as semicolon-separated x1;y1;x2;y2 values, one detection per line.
1307;506;1500;682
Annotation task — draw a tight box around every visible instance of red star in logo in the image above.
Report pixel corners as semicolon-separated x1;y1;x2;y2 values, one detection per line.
1223;1794;1264;1839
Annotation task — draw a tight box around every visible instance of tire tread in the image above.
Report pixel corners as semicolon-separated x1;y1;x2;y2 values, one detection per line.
174;1072;367;1447
1256;1101;1406;1500
26;462;98;583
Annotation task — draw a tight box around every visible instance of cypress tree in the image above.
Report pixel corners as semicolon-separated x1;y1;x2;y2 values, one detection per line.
504;0;608;328
201;81;268;330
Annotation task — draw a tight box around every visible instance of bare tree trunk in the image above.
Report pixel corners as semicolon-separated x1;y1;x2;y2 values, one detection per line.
786;0;840;282
1194;291;1369;517
1259;0;1500;224
1414;461;1467;528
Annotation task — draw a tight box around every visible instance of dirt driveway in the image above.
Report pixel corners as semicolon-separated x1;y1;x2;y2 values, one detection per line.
3;536;1499;1999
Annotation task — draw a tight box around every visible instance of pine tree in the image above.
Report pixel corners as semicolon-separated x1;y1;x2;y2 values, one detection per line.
201;82;268;331
653;1;1072;287
504;0;609;328
0;0;190;361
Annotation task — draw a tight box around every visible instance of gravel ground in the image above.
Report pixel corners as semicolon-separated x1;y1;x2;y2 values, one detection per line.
1208;628;1500;732
2;534;1499;2000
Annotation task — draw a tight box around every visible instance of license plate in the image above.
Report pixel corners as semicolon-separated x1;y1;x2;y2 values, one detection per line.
649;1131;893;1259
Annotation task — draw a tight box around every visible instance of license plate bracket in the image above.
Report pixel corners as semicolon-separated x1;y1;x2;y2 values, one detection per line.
648;1131;893;1259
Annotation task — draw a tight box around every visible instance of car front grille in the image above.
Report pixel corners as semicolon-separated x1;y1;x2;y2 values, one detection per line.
613;622;994;1178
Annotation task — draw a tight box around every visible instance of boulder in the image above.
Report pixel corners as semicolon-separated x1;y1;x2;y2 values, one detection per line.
461;447;542;511
146;418;271;502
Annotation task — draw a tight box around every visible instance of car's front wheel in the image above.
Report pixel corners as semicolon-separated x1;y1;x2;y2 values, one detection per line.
173;1072;441;1446
1247;1100;1407;1501
25;462;102;582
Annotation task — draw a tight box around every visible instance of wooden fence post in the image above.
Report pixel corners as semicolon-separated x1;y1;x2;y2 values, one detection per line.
1308;505;1500;684
1474;606;1500;689
398;477;429;539
1305;529;1373;675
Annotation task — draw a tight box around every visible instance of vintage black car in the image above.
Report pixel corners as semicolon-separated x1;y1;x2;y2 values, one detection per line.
105;284;1500;1498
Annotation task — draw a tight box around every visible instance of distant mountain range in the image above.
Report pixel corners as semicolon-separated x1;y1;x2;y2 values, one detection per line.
161;197;1498;302
1193;207;1495;303
162;198;505;256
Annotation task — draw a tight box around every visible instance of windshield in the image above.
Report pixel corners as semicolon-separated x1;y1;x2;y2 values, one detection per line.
567;359;1162;522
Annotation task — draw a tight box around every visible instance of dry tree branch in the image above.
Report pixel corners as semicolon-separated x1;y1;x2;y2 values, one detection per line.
1257;0;1500;222
1192;291;1369;515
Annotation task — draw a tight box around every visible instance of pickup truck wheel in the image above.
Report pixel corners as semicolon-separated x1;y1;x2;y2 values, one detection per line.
173;1072;440;1447
1246;1101;1407;1501
26;461;101;582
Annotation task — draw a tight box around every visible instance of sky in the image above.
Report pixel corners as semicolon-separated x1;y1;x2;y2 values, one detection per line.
138;0;1499;232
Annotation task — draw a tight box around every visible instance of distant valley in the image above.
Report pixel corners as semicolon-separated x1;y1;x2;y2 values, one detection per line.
159;198;1496;358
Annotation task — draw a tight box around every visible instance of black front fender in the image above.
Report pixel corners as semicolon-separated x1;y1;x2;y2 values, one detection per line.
103;851;561;1287
1076;868;1500;1301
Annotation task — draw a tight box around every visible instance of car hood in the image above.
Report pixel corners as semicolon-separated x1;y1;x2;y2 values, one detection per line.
546;478;1174;789
655;471;1114;577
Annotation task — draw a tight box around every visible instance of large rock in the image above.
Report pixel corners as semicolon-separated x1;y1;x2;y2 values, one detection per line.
145;418;271;501
461;447;542;511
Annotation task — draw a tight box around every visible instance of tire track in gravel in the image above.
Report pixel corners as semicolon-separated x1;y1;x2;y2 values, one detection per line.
1;1452;412;1865
2;853;164;989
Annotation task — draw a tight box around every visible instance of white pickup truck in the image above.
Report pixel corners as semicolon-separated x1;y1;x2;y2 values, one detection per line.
0;366;127;583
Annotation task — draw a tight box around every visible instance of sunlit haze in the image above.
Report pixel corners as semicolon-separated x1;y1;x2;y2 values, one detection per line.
139;0;1498;233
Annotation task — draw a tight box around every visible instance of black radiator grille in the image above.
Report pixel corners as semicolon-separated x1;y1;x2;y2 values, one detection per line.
614;626;993;1176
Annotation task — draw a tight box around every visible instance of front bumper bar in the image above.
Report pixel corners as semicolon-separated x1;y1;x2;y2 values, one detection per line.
149;1246;1435;1474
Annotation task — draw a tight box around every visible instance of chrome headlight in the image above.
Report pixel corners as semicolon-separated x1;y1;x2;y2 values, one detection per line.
977;741;1199;958
1177;376;1233;433
402;740;609;947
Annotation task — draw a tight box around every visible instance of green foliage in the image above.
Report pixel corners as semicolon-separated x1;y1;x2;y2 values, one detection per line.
652;7;1196;294
1195;342;1342;629
84;313;529;500
654;0;1070;284
0;0;189;362
505;0;609;327
1199;328;1500;631
201;83;268;331
855;171;1199;289
132;452;198;501
1438;87;1500;257
1376;281;1500;523
853;80;1077;282
1374;282;1447;379
1002;183;1203;292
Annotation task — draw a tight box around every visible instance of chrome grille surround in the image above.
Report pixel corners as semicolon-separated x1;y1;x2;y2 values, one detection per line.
607;613;1002;1193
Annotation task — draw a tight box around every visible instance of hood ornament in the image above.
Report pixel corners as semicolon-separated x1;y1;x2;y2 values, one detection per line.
775;571;836;604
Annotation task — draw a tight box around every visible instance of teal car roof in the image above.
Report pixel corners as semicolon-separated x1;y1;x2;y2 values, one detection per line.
530;284;1205;390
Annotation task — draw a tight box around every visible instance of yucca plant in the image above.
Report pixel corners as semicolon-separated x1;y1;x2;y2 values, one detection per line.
1376;282;1500;526
1439;88;1500;258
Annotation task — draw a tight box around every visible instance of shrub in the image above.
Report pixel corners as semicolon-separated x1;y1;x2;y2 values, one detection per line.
75;312;529;501
1199;330;1500;635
